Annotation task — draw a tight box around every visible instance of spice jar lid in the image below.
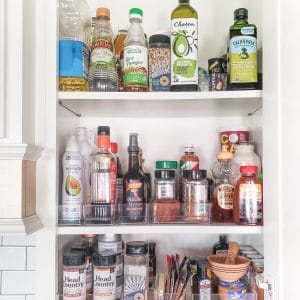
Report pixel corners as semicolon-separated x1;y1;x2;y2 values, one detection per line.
126;241;148;255
183;169;207;179
63;252;85;266
98;234;122;243
93;251;117;266
149;34;170;45
155;170;176;180
156;160;178;170
240;166;258;174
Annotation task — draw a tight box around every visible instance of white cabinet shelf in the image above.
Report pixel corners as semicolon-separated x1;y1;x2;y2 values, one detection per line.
58;90;262;117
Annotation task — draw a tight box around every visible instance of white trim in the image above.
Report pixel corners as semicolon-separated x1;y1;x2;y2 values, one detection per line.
0;215;42;235
0;144;44;160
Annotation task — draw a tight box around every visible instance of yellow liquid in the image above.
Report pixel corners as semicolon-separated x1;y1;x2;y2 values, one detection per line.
59;77;89;92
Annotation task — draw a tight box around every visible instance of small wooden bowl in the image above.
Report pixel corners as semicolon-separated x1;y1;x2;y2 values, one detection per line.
207;254;250;282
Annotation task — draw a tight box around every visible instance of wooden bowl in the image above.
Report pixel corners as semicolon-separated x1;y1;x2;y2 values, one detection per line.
207;254;250;282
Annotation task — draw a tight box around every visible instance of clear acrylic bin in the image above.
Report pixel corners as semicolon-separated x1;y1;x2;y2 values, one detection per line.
118;203;149;225
84;204;116;225
58;204;82;225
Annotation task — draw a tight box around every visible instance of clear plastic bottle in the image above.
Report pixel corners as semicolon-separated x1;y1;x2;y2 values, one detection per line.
59;0;90;91
89;7;118;91
123;8;148;92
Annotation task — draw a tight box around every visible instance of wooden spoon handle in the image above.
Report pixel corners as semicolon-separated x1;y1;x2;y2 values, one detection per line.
225;242;239;265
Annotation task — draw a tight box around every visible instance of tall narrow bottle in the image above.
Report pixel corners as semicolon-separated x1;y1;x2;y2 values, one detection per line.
171;0;198;91
89;7;118;91
139;148;151;202
123;134;147;222
123;8;148;92
90;126;117;224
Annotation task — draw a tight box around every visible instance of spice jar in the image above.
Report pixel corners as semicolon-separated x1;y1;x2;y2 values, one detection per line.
218;280;247;300
124;241;149;300
63;252;86;300
208;57;226;91
182;170;210;223
149;34;171;91
93;251;117;300
152;170;180;223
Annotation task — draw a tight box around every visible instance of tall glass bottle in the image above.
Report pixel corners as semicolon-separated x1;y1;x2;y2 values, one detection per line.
90;126;117;224
89;7;118;91
59;0;90;91
228;8;258;90
171;0;198;91
123;134;146;222
123;8;148;92
139;149;151;202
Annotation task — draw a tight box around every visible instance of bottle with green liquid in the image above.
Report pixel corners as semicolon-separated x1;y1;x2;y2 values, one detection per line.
171;0;198;91
229;8;258;90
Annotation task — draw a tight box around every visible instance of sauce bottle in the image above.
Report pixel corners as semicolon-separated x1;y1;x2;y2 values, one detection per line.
233;166;263;225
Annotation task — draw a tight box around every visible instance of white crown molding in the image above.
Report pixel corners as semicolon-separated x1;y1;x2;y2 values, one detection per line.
0;144;44;160
0;215;43;235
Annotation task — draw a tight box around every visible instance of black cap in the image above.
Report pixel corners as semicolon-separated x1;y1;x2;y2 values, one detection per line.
63;252;85;266
179;0;189;3
183;169;207;179
149;34;170;45
155;170;176;180
234;8;248;20
126;241;148;255
128;133;139;153
93;251;117;266
98;126;110;136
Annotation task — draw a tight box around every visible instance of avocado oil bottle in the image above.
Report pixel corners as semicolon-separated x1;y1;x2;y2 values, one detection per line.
171;0;198;91
228;8;258;90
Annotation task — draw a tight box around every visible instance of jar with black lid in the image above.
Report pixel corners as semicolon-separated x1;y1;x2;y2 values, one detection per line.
149;34;171;91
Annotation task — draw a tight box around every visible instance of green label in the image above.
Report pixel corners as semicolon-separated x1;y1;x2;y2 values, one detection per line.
173;59;197;78
229;35;257;83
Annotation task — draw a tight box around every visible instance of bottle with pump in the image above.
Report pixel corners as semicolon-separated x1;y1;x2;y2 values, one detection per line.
90;126;117;224
171;0;198;91
89;7;118;91
123;8;148;92
59;0;90;91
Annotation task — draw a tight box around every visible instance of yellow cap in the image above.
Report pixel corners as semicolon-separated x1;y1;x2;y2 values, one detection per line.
96;7;110;18
217;145;233;160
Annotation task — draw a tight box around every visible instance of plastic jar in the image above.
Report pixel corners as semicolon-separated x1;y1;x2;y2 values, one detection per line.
182;170;209;223
124;241;149;300
148;34;171;91
218;280;247;300
63;252;86;300
93;251;117;300
98;234;123;300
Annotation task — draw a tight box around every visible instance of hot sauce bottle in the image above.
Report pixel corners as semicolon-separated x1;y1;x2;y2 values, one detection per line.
233;166;263;225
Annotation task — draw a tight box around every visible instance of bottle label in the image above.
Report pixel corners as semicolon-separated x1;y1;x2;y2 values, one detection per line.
239;183;262;223
63;268;86;300
86;256;93;294
180;161;199;171
171;18;198;85
124;266;147;300
123;45;148;87
229;35;257;83
189;184;208;215
93;266;116;300
59;40;89;80
217;183;235;210
199;279;211;300
124;180;145;219
110;161;117;205
90;38;116;70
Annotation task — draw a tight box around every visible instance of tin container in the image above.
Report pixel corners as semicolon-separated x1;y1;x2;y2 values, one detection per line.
220;130;250;153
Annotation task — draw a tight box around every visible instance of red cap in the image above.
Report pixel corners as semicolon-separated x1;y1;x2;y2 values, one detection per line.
110;142;118;154
240;166;258;174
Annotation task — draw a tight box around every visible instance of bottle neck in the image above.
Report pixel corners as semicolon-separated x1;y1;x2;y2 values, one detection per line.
234;17;248;24
129;152;140;169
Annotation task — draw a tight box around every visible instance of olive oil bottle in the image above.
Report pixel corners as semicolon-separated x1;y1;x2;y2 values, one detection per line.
171;0;198;91
229;8;258;90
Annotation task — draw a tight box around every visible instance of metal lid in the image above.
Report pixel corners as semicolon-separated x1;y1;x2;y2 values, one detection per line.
63;252;85;266
98;234;122;243
149;34;170;45
183;169;207;179
156;160;178;169
126;241;148;255
93;251;117;266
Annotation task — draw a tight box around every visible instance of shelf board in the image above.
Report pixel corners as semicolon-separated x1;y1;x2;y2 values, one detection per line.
57;224;263;235
58;90;262;118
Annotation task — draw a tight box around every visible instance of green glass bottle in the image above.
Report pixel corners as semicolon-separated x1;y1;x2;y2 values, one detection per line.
171;0;198;91
229;8;258;90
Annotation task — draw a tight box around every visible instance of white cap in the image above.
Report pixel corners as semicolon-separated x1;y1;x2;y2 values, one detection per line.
66;135;80;152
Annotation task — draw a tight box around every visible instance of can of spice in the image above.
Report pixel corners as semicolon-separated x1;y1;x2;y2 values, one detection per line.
149;34;171;91
208;57;226;91
63;252;86;300
93;251;117;300
219;129;250;153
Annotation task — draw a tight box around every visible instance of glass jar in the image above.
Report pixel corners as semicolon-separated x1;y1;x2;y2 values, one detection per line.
124;241;149;300
93;251;117;300
182;170;209;223
152;170;180;223
63;252;86;300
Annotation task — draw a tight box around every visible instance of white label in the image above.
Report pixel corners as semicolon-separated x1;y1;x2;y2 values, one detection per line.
171;18;198;85
125;266;147;300
241;27;255;35
63;268;86;300
157;183;174;199
199;279;211;300
93;266;116;300
61;204;81;220
98;241;123;254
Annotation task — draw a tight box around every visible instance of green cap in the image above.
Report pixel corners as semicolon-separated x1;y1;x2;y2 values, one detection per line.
156;160;178;169
129;8;143;17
